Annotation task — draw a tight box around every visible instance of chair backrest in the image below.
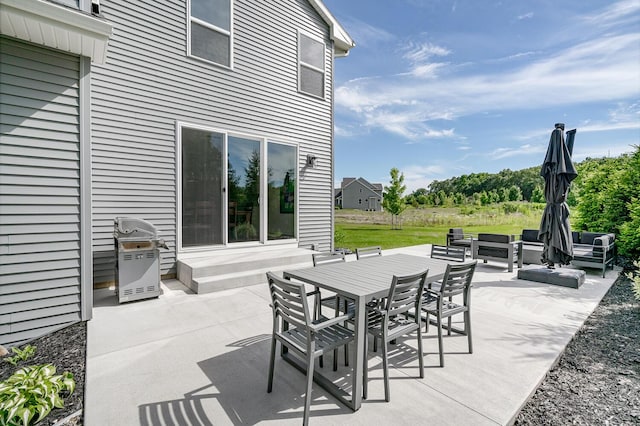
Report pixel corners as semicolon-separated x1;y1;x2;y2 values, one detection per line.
430;244;466;262
356;246;382;260
312;251;346;267
266;272;311;331
437;261;477;301
384;269;428;317
449;228;464;239
477;233;512;258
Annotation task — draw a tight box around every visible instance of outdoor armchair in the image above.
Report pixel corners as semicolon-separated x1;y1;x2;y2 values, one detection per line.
363;269;428;402
266;272;354;426
446;228;474;253
421;261;477;367
472;233;522;272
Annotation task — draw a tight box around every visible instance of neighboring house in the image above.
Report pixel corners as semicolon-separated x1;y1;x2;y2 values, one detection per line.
336;177;383;211
0;0;353;346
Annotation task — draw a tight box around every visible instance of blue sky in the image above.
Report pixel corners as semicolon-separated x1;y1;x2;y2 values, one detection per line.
324;0;640;192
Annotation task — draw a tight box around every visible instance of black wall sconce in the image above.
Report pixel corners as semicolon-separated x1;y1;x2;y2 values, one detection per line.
306;154;317;168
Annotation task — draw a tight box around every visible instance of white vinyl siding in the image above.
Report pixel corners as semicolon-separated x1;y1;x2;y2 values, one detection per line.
0;37;83;346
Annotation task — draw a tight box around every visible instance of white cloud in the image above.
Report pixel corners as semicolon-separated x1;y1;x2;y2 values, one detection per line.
489;144;547;160
517;12;534;20
336;31;640;140
401;164;446;191
337;17;394;48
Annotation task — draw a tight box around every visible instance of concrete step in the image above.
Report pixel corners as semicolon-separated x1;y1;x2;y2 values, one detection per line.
177;246;314;294
189;260;313;294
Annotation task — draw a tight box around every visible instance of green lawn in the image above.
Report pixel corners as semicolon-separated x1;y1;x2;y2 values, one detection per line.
334;205;541;251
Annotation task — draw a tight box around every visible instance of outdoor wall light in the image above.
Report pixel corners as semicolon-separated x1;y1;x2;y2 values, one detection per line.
306;154;317;168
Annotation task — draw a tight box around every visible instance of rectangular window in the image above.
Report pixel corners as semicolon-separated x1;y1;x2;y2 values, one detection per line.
190;0;232;67
298;32;325;98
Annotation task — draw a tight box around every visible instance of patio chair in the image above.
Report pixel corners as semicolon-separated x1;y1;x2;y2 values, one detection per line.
472;233;522;272
356;246;382;260
430;244;466;262
363;269;428;402
266;272;354;426
313;251;352;369
446;228;473;254
421;261;477;367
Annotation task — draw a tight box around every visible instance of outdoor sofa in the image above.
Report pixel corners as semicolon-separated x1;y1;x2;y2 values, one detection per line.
520;229;616;278
571;231;616;278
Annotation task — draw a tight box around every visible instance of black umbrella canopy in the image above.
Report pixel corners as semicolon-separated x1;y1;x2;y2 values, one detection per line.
538;123;578;267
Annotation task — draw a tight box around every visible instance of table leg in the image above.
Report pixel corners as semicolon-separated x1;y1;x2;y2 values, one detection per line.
351;296;365;410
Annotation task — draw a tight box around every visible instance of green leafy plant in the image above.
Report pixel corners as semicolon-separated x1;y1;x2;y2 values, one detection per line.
0;364;75;426
626;260;640;301
4;345;36;367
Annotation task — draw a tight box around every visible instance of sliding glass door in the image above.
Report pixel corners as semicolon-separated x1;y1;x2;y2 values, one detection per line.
180;125;297;249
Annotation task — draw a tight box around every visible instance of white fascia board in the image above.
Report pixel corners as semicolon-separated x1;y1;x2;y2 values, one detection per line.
308;0;355;57
0;0;112;64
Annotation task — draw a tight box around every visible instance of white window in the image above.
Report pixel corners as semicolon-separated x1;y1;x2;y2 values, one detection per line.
189;0;232;67
298;32;325;98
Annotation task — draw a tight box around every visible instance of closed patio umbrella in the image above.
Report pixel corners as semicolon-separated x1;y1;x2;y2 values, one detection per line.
538;123;578;268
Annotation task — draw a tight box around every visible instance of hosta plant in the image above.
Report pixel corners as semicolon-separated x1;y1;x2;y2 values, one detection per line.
0;364;75;425
4;346;36;367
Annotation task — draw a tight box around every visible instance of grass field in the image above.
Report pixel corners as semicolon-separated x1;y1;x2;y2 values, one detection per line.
335;205;542;251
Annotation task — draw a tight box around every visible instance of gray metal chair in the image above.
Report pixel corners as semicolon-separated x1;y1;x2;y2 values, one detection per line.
430;244;466;262
266;272;354;426
421;261;477;367
313;251;352;369
356;246;382;260
363;269;428;402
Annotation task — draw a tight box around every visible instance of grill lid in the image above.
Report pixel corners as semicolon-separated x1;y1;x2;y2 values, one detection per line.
114;217;157;240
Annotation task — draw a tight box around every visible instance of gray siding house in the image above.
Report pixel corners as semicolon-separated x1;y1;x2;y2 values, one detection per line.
0;0;353;346
336;177;383;211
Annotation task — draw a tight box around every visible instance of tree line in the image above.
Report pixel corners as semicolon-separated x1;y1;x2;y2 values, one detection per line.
405;166;546;207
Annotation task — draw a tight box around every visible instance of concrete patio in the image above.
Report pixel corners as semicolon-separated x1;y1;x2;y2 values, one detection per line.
85;245;618;425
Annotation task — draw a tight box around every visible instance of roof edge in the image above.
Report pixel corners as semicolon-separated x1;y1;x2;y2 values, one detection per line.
308;0;355;56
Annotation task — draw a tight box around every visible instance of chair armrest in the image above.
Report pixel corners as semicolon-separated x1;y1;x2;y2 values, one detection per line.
309;313;353;332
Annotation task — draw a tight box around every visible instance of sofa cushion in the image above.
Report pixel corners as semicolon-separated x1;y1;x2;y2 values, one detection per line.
580;232;606;245
449;228;464;238
478;233;511;244
521;229;541;243
572;231;581;244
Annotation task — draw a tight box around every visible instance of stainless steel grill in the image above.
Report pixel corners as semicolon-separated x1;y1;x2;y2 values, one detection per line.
113;217;167;303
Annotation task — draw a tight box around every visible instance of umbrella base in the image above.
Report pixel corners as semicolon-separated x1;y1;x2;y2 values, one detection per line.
517;267;585;289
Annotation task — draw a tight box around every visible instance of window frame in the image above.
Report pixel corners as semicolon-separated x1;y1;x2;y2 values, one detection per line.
176;121;299;253
187;0;234;69
297;30;326;99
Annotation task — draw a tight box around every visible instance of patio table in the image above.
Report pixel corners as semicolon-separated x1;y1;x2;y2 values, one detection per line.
282;253;454;411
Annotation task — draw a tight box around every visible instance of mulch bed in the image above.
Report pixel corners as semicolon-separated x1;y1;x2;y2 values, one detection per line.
0;321;86;426
1;275;638;425
515;274;640;425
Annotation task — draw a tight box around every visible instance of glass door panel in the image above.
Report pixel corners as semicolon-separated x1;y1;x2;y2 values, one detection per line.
182;128;224;247
267;142;296;240
228;136;260;243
